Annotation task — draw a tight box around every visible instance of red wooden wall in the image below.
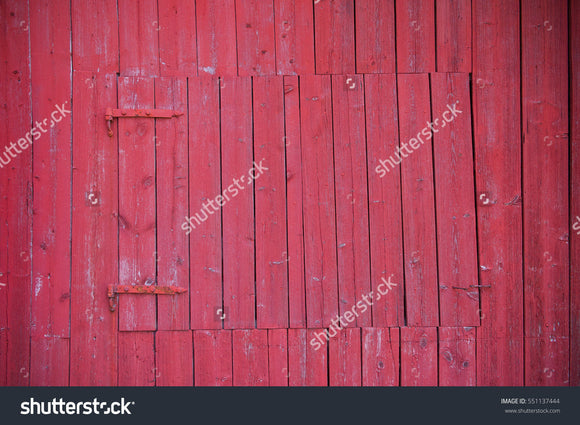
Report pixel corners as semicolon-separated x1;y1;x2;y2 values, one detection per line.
0;0;577;386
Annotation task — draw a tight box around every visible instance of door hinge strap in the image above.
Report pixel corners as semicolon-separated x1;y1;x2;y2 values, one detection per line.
105;108;184;137
107;284;187;312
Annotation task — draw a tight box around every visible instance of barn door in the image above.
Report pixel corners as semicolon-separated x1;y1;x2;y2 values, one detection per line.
109;76;189;332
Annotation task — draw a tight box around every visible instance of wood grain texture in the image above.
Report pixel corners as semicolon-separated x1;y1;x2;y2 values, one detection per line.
158;0;197;76
362;328;399;386
233;330;269;386
288;329;328;386
118;332;155;386
355;0;395;73
236;0;276;76
275;0;315;75
155;331;193;386
436;0;471;72
268;329;288;386
314;0;355;74
193;330;233;386
329;328;361;386
438;327;475;386
396;0;435;72
401;327;437;386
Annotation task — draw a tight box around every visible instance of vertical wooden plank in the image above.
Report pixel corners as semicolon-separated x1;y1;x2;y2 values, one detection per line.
355;0;395;73
71;0;119;73
300;75;338;328
274;0;315;75
436;0;471;72
233;330;269;386
396;0;435;73
288;329;327;386
397;74;438;326
365;74;404;327
329;328;361;386
118;0;159;76
284;75;306;328
362;328;399;386
118;77;157;331
196;0;238;76
571;0;580;387
332;74;371;327
193;330;233;386
268;329;288;386
0;5;7;383
221;76;255;329
254;76;288;328
156;77;189;330
2;0;32;386
438;327;475;386
155;331;193;386
431;73;478;326
188;76;222;330
400;327;437;386
522;0;569;386
30;337;69;386
70;72;116;383
236;0;276;76
472;0;523;386
158;0;197;76
118;332;155;386
71;72;118;386
314;0;355;74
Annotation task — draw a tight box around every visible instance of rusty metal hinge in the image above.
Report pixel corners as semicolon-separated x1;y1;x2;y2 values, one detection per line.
107;283;187;312
105;108;184;137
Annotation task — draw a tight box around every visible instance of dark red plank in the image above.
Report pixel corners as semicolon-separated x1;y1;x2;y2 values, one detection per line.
314;0;355;74
362;328;399;386
155;77;189;330
400;327;438;386
365;74;404;327
522;0;569;386
288;329;327;386
274;0;315;75
155;331;193;386
196;0;237;76
158;0;197;76
355;0;395;73
436;0;471;72
236;0;276;76
233;330;269;386
253;76;288;328
438;327;475;386
396;0;435;73
299;75;338;328
118;332;155;386
332;74;371;327
188;76;223;330
193;330;233;386
329;328;361;386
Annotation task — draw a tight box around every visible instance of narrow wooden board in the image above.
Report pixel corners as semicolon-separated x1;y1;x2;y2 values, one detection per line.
196;0;238;76
233;330;269;386
193;330;233;386
431;73;479;326
400;327;437;386
314;0;355;74
70;71;119;386
522;0;569;386
397;73;438;327
268;329;288;386
332;74;371;327
395;0;435;73
30;0;71;342
299;75;338;328
472;0;523;386
118;332;155;386
438;327;475;386
355;0;395;73
436;0;471;72
0;2;7;383
158;0;197;76
236;0;276;76
284;75;306;328
287;329;327;386
3;0;32;386
71;0;119;73
155;331;193;386
30;337;69;386
365;74;404;327
155;77;189;330
253;76;288;328
188;76;222;330
274;0;315;75
329;328;362;386
221;76;255;329
118;77;157;331
118;0;159;76
362;328;399;386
